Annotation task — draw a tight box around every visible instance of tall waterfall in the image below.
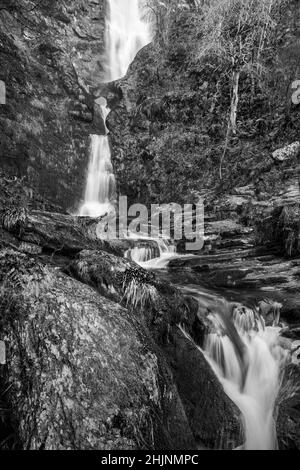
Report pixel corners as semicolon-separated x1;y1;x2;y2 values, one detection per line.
79;1;151;217
104;0;151;82
204;309;287;450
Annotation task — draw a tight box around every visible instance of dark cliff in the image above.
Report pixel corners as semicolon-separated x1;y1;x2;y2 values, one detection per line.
108;0;300;207
0;0;106;211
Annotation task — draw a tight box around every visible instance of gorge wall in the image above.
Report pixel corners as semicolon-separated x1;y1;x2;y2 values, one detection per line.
1;0;299;215
107;0;300;208
0;0;107;210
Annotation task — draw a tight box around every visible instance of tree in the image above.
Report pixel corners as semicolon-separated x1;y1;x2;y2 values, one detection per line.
196;0;280;178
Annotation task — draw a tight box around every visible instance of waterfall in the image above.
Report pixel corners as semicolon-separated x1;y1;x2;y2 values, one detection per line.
79;102;116;217
204;309;287;450
79;133;116;217
79;1;151;217
104;0;151;82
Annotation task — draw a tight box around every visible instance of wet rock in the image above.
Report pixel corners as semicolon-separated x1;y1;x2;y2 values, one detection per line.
0;249;194;450
205;219;252;239
163;328;242;449
0;209;120;257
69;249;191;343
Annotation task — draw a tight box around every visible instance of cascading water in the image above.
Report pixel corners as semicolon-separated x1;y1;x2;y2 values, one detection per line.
79;102;116;217
203;308;287;450
79;0;151;217
104;0;151;82
75;1;295;451
125;238;177;265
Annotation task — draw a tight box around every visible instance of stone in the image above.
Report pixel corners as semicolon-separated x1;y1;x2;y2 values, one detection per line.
272;142;300;162
0;249;195;450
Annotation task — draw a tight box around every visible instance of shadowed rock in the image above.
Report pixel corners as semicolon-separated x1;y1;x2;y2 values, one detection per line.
0;249;194;450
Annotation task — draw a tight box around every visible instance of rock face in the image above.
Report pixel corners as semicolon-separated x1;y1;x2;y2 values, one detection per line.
0;0;107;210
107;1;300;208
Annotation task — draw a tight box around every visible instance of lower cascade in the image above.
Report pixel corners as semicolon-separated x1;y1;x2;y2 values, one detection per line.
203;308;287;450
125;238;177;265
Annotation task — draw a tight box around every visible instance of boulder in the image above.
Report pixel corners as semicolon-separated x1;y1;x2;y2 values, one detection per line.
0;249;194;450
68;249;193;343
271;142;300;163
0;209;119;257
163;329;242;449
68;249;242;449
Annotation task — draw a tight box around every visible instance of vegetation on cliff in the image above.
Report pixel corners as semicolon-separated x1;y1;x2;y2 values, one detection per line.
109;0;299;208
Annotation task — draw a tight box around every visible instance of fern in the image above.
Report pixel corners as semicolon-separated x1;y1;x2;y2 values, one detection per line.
1;207;27;233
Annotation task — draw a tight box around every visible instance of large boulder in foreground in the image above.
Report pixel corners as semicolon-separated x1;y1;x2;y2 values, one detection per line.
68;249;193;343
68;249;242;449
0;250;194;450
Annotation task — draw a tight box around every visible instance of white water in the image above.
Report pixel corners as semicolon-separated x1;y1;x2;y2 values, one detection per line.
125;238;177;265
79;125;116;217
104;0;151;82
79;1;151;217
204;309;287;450
125;246;156;263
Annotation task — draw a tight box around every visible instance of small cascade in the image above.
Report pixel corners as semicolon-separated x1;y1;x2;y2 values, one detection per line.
204;307;287;450
125;246;156;263
157;238;177;255
124;237;176;266
104;0;151;82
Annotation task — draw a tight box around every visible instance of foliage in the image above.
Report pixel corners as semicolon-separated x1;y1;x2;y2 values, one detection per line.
145;0;199;47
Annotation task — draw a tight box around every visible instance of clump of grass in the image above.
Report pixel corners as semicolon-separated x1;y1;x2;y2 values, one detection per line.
123;279;158;312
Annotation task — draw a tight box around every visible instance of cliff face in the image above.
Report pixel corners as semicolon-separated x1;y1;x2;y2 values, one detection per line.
108;0;300;207
0;0;106;211
1;1;299;212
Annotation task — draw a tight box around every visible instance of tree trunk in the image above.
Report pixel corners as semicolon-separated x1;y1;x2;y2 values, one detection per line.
230;69;240;135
